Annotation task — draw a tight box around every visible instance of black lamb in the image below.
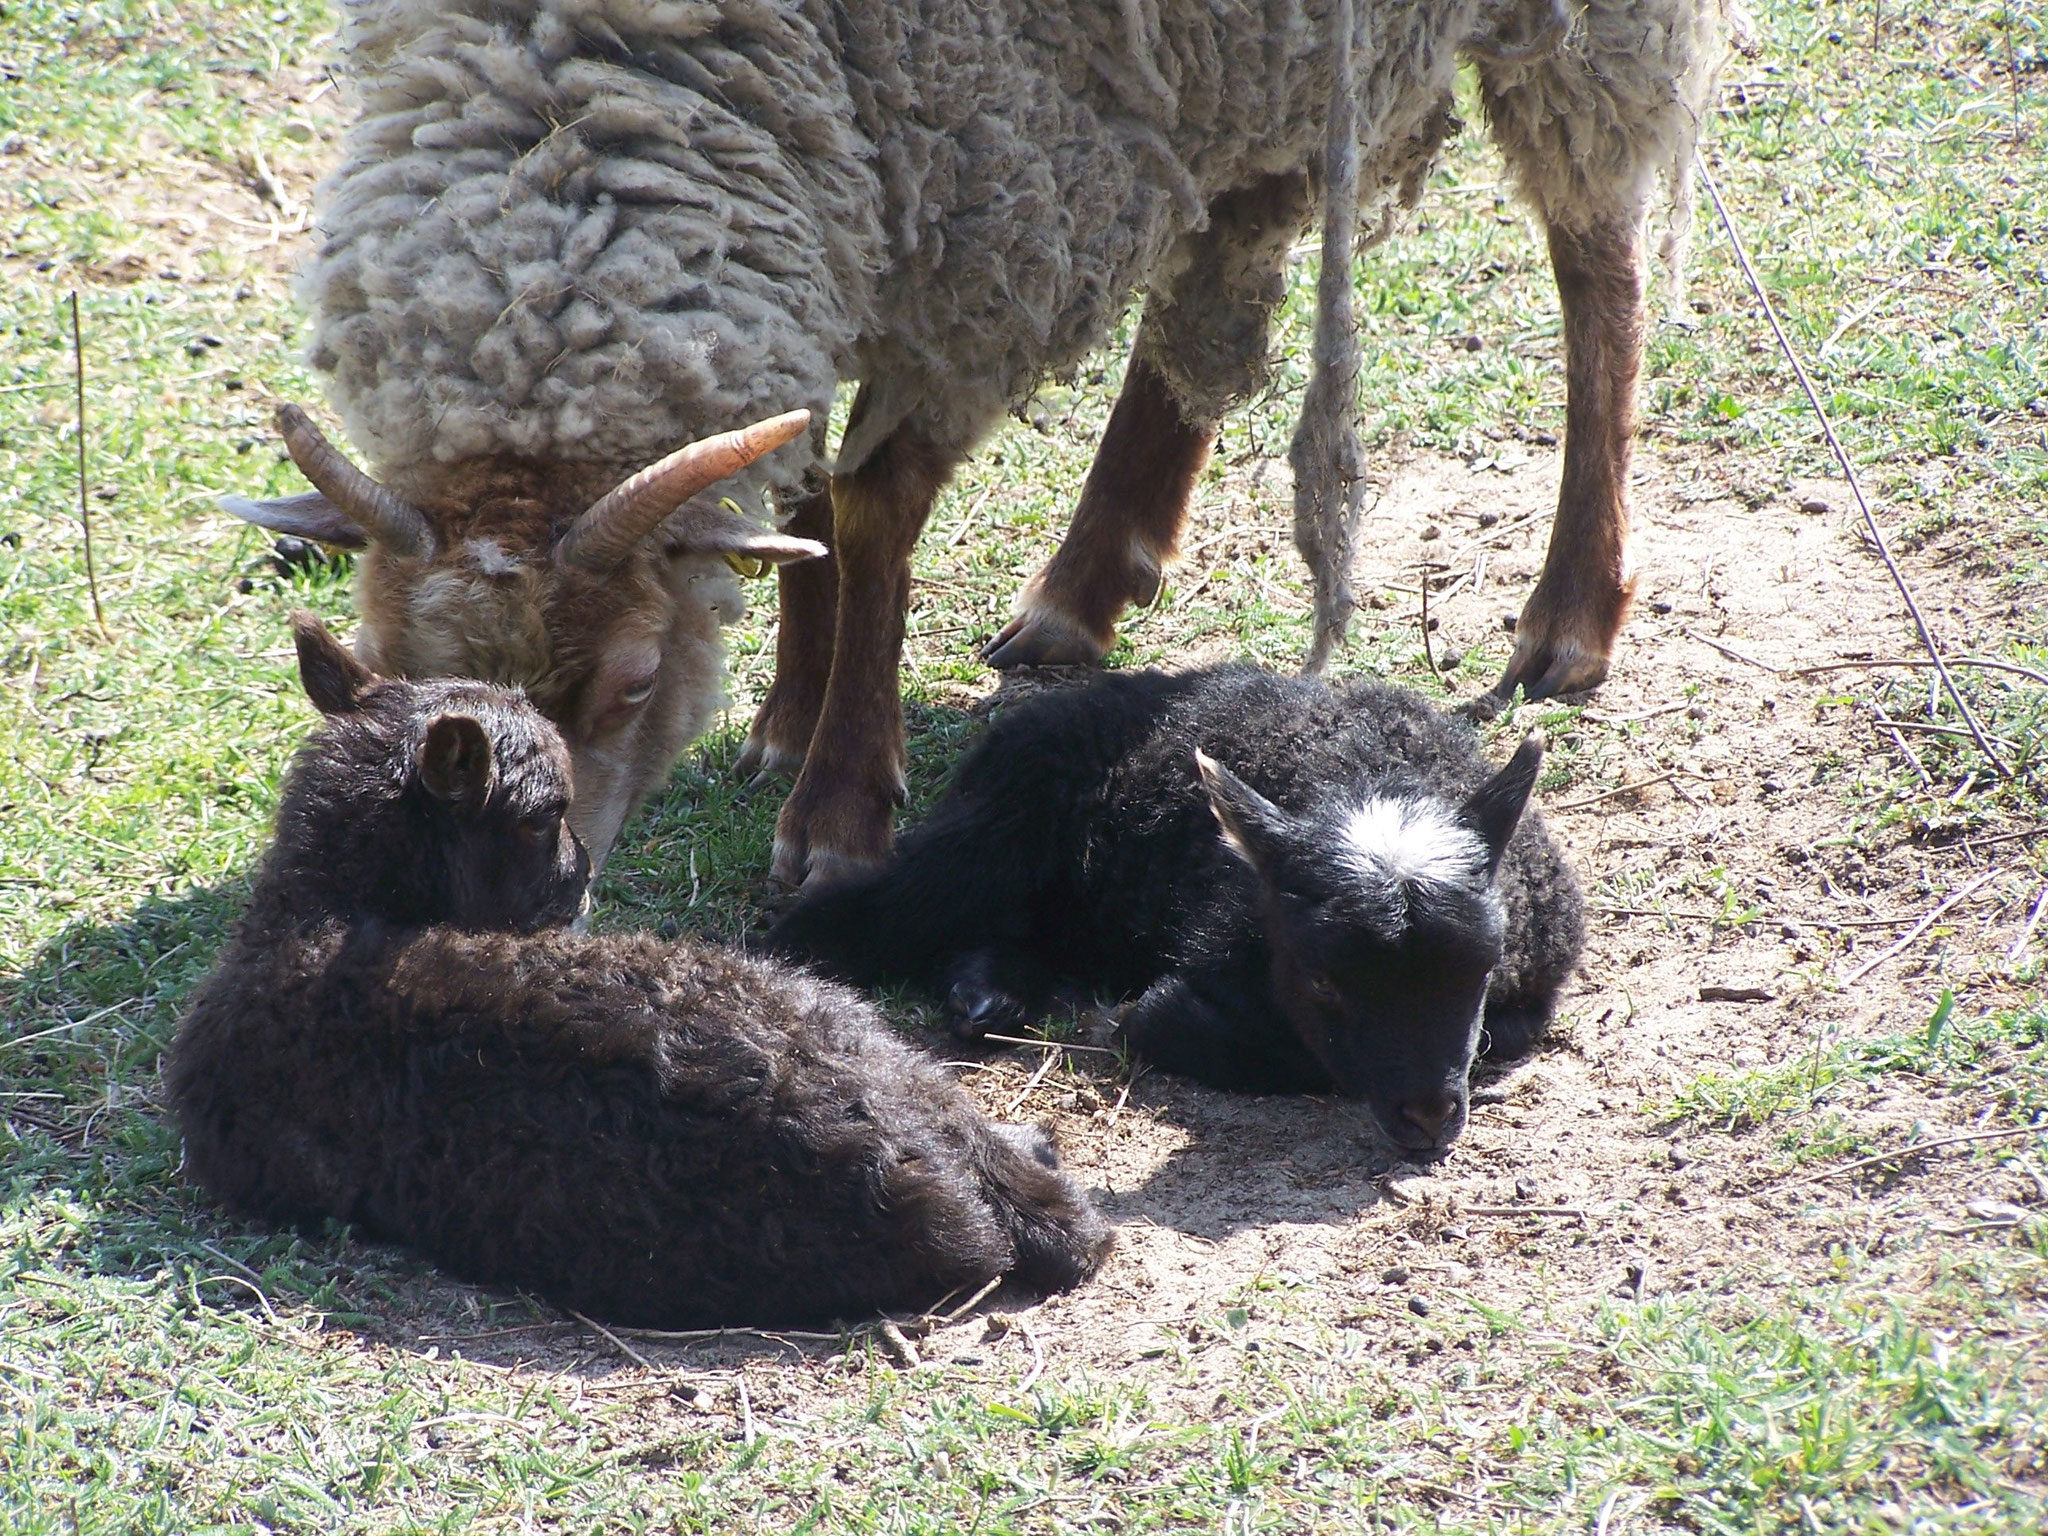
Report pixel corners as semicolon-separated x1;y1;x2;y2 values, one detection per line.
165;614;1111;1330
771;666;1585;1156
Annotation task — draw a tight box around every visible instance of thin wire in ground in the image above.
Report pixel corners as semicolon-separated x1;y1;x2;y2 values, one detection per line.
70;292;113;643
1694;153;2011;779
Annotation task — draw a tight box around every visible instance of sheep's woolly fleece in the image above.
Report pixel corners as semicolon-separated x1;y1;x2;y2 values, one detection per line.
307;0;1478;507
305;0;1732;520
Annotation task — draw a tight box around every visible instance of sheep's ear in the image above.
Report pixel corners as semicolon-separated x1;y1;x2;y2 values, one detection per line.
293;610;376;715
660;500;827;567
1195;750;1290;876
417;715;496;808
220;491;368;549
1461;730;1544;875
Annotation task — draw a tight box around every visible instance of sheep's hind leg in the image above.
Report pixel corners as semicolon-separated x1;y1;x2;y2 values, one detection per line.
773;413;956;888
1492;217;1643;702
737;484;837;779
982;352;1212;669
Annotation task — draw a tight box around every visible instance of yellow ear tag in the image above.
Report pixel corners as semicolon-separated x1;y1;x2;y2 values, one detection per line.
718;498;772;579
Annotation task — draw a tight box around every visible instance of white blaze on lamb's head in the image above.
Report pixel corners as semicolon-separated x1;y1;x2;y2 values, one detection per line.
1337;796;1492;894
224;406;824;869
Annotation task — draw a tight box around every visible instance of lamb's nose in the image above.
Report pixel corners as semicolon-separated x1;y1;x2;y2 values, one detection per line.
1399;1092;1458;1144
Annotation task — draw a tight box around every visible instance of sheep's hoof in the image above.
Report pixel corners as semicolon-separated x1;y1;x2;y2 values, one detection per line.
771;773;900;889
734;735;804;782
982;605;1112;670
738;676;827;780
1491;593;1622;702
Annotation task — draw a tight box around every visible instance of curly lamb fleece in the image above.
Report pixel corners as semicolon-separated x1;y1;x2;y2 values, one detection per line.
306;1;1734;518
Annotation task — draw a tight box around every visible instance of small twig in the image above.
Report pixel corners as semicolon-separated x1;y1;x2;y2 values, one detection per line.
1419;558;1442;679
2009;884;2048;963
1582;701;1690;725
1782;1123;2042;1188
1680;626;1779;674
1795;656;2048;690
1697;154;2010;777
2004;2;2023;147
1961;822;2048;853
1002;1048;1062;1117
1015;1317;1046;1393
1457;1205;1585;1218
978;1032;1120;1057
737;1375;758;1446
1840;872;1998;986
70;294;112;642
1873;718;2014;747
570;1309;654;1370
1698;985;1774;1003
930;1275;1003;1329
876;1320;921;1370
1869;705;1934;787
191;1272;282;1329
605;1323;841;1346
1554;771;1682;811
945;486;995;547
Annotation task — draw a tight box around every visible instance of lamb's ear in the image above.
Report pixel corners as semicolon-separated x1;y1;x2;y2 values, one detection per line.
417;715;496;808
219;491;368;549
660;500;827;567
1461;730;1544;875
292;610;376;715
1195;750;1291;875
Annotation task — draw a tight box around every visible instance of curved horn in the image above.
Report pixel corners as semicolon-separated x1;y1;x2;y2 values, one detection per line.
556;409;812;573
276;405;434;556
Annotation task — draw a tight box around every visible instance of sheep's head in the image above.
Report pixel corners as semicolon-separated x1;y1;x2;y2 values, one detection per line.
1194;733;1545;1157
225;408;823;869
275;612;591;933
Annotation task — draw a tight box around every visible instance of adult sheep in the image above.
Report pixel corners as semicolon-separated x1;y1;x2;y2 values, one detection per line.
227;0;1737;886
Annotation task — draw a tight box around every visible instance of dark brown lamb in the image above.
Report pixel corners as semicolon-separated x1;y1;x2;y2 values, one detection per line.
164;614;1111;1329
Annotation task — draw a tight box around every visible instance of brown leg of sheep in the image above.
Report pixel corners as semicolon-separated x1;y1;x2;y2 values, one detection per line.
1493;216;1644;701
982;352;1214;668
737;485;837;778
773;417;956;888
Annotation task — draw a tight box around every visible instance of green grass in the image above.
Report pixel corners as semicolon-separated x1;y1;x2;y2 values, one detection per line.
5;0;2048;1530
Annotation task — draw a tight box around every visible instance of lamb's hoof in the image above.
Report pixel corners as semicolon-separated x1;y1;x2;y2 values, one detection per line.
982;605;1112;670
944;978;1032;1040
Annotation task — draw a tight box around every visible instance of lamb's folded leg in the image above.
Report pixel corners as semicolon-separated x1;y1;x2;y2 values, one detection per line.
942;947;1058;1041
1117;965;1329;1095
982;351;1213;668
773;413;955;888
1492;216;1643;701
737;483;837;778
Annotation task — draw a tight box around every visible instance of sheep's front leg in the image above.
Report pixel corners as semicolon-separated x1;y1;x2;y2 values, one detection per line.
1493;217;1644;701
773;418;955;887
982;351;1213;668
737;484;837;778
